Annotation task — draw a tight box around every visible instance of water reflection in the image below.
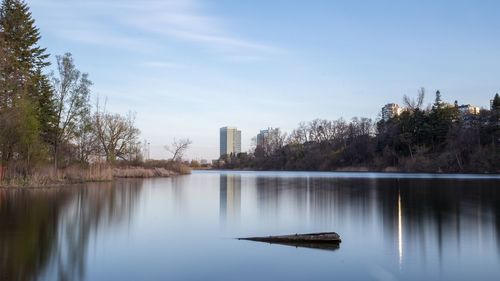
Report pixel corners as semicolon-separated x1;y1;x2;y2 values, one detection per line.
0;181;143;281
398;190;403;267
1;172;500;280
249;175;500;266
219;174;241;226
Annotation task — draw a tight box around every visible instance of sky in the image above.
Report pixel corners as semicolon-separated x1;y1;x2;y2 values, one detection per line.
29;0;500;160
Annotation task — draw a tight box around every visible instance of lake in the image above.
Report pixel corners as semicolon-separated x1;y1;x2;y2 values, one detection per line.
1;171;500;281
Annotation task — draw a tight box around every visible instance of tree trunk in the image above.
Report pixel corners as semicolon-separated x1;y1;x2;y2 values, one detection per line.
53;141;58;170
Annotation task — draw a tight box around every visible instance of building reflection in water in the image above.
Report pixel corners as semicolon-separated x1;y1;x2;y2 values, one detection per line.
219;174;241;226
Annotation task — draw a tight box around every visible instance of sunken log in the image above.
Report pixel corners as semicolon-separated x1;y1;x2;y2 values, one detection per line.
238;232;341;244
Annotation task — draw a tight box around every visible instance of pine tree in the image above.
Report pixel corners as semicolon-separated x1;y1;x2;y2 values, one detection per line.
0;0;55;167
0;0;55;148
493;93;500;110
0;0;49;75
33;70;56;144
433;90;443;110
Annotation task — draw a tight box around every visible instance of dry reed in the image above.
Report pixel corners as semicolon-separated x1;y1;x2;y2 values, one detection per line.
0;162;186;188
113;167;177;178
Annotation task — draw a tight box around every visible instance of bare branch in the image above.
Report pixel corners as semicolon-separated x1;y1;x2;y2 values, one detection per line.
165;138;192;162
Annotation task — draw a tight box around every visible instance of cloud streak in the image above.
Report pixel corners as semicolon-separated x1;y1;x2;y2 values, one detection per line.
32;0;282;59
142;61;186;69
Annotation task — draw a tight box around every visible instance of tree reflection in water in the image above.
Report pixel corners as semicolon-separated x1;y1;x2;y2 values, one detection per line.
252;176;500;260
1;174;499;280
0;180;143;281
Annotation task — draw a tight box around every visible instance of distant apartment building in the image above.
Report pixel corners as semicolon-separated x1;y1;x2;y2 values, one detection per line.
220;127;242;157
256;129;270;146
381;103;403;121
457;104;480;115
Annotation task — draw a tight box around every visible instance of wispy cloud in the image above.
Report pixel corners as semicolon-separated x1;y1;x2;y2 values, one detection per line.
142;61;186;69
32;0;283;59
57;27;158;52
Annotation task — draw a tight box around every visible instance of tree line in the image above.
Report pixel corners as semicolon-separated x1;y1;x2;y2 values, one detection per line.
220;91;500;173
0;0;141;179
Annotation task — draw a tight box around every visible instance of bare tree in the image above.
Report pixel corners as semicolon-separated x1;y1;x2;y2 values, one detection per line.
165;138;192;162
403;87;425;111
74;114;97;164
333;118;349;148
287;122;309;144
93;104;140;164
255;128;286;158
51;53;91;168
308;119;330;143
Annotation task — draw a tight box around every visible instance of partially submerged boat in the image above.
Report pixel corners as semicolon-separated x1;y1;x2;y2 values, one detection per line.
238;232;341;251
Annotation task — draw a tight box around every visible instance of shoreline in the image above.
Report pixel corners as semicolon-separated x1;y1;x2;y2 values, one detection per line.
197;168;500;176
0;166;190;189
0;174;181;189
3;167;499;189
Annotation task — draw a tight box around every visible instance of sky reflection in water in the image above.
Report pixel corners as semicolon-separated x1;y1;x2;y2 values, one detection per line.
1;171;499;281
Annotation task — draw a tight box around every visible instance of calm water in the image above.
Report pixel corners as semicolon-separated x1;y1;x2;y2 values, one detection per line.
1;171;500;281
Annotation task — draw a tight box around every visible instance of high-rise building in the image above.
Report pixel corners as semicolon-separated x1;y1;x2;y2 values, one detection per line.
457;104;480;115
381;103;403;121
256;129;270;146
220;127;242;157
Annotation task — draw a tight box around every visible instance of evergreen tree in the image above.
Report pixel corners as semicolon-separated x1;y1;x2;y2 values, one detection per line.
493;93;500;110
0;0;49;75
0;95;44;167
0;0;56;154
0;20;20;108
0;0;55;168
433;90;443;110
33;71;56;144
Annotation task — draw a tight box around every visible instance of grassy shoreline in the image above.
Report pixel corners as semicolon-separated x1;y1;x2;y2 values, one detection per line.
0;164;191;188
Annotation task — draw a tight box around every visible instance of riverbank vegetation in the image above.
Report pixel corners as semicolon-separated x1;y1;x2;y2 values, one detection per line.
0;0;189;187
219;91;500;173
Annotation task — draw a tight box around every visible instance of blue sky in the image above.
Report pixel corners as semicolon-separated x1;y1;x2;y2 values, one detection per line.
29;0;500;160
